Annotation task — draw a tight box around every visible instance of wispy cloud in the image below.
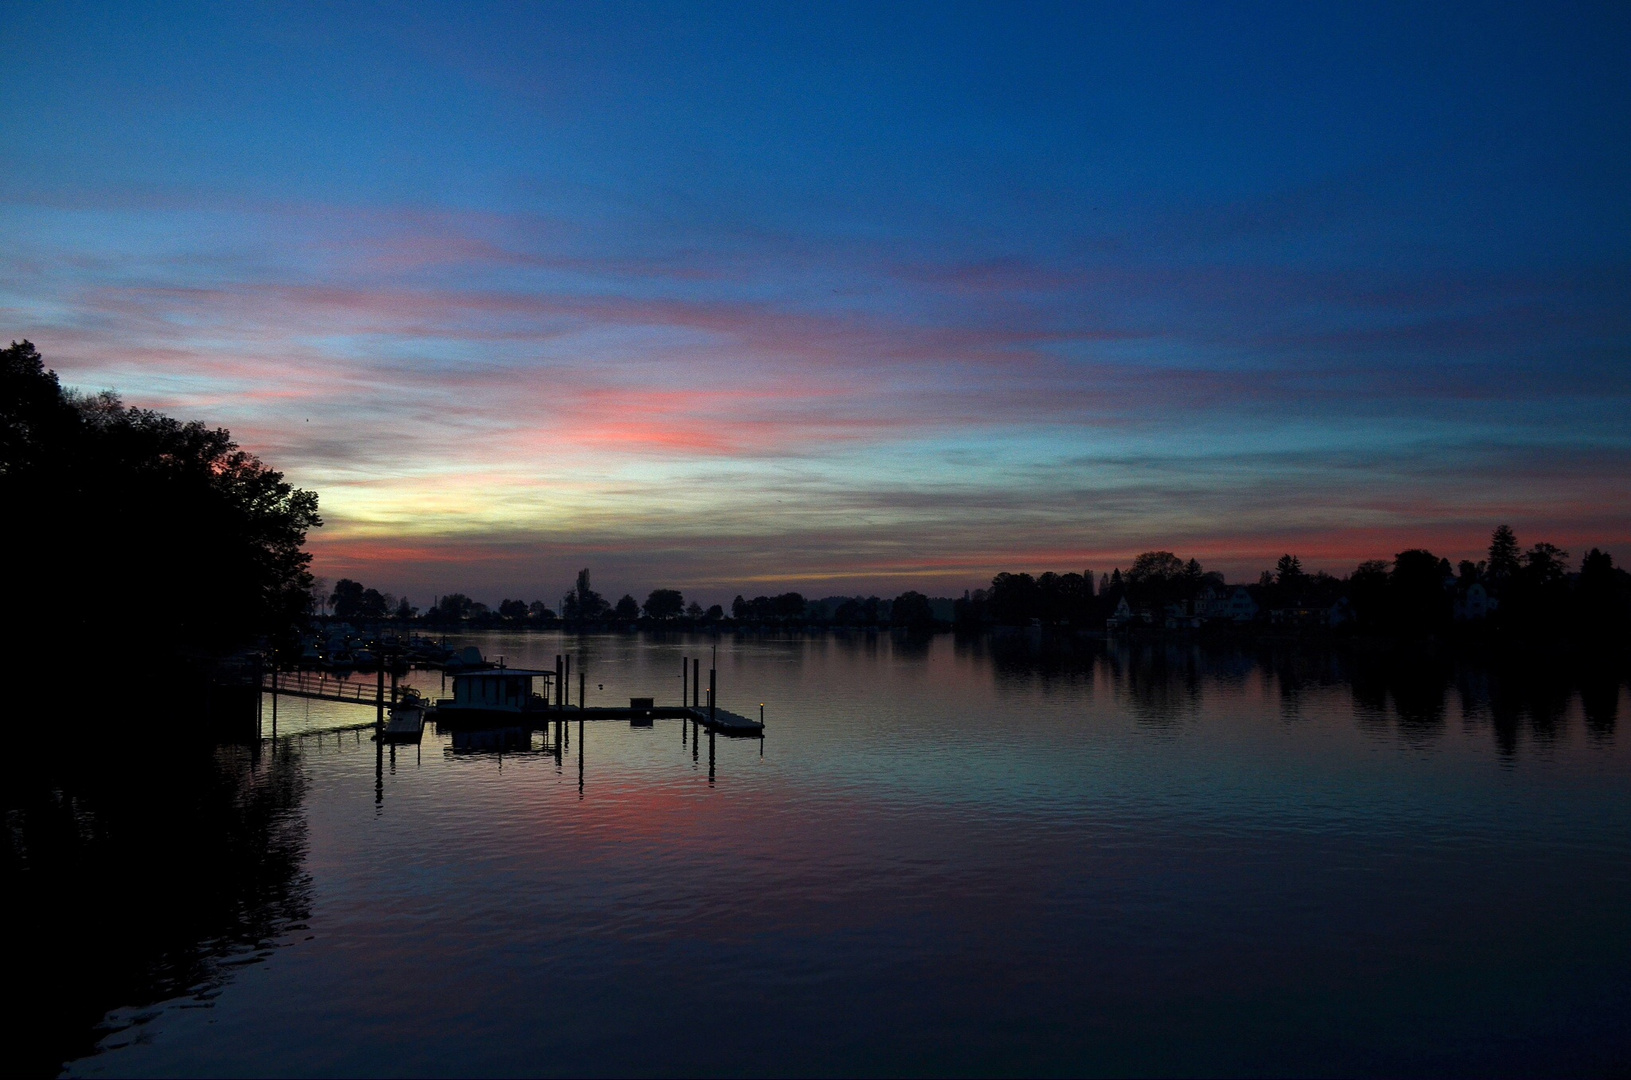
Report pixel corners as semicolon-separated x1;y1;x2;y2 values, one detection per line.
4;190;1627;601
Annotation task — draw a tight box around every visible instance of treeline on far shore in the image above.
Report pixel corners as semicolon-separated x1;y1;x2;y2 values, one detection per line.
318;569;947;631
317;528;1631;645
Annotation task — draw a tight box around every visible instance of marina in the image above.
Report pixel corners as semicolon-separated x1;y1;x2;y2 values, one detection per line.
260;649;767;740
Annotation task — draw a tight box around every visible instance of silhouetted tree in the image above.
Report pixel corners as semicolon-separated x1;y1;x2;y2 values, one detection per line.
1523;543;1570;585
1389;549;1452;634
432;593;473;622
330;579;366;621
614;594;640;620
686;600;704;619
953;588;988;629
989;572;1039;624
1347;559;1390;628
1126;551;1191;611
1488;525;1521;583
358;588;391;620
1577;548;1631;638
561;568;609;621
644;588;684;620
705;604;724;621
395;596;417;619
2;340;320;667
1036;572;1094;625
498;599;528;621
1275;554;1306;595
891;590;936;629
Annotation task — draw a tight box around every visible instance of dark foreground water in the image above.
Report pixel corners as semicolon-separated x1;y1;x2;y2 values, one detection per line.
8;632;1631;1077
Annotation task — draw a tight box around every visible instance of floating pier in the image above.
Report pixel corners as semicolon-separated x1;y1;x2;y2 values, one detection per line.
380;706;427;744
259;662;765;736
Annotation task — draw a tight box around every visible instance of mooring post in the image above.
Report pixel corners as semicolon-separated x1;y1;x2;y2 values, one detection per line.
565;654;572;708
555;654;563;709
390;666;398;706
376;664;385;730
693;657;700;708
708;727;716;784
709;667;716;726
682;655;688;707
579;666;585;710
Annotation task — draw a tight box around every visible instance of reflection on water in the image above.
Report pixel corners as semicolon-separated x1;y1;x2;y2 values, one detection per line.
11;633;1630;1077
2;728;308;1077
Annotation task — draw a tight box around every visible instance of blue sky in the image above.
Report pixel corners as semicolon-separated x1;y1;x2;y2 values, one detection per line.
3;2;1627;604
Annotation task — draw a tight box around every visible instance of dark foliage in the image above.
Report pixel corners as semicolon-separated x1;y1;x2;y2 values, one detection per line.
331;579;394;622
890;590;936;629
731;592;807;622
644;588;684;620
1;341;320;669
561;568;609;621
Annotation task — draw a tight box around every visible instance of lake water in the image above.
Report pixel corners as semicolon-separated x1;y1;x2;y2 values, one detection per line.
19;632;1631;1077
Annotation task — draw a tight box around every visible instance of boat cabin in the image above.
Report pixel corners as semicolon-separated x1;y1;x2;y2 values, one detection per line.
445;669;551;714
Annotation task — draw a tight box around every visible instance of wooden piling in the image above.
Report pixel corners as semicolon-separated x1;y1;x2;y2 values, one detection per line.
565;654;572;708
709;667;716;725
693;657;700;709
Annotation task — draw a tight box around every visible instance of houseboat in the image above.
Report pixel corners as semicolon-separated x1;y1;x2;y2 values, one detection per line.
433;668;555;725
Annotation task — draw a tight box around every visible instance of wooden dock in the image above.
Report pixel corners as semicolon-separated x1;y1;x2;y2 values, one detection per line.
262;671;390;706
562;703;762;735
435;704;764;736
683;705;762;735
380;706;427;744
260;670;765;736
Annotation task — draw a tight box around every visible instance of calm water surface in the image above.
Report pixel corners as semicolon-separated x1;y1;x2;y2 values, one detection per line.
52;633;1631;1076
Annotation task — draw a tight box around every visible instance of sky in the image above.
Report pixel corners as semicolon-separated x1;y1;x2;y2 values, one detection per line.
3;2;1629;606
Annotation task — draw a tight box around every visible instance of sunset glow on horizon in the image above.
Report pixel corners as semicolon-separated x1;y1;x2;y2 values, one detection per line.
5;3;1628;605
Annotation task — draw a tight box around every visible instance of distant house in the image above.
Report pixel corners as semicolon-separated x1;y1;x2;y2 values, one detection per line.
1191;585;1258;624
1106;596;1134;631
1454;581;1495;621
1164;601;1202;629
1224;587;1259;623
1270;605;1325;628
1194;585;1227;619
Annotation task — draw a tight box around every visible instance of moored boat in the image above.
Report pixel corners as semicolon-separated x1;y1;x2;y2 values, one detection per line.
433;668;553;724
